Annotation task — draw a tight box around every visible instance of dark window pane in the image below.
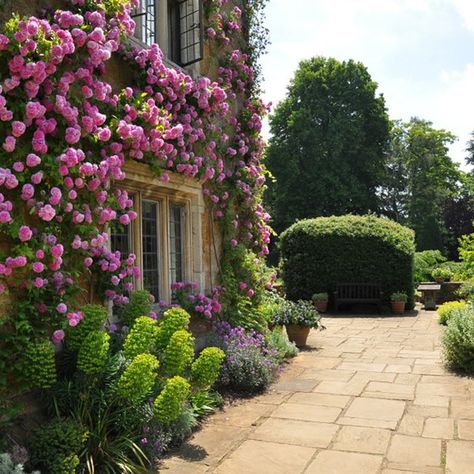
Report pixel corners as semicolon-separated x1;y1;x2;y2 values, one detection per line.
169;204;184;284
169;0;203;66
111;225;131;257
132;0;157;45
142;201;160;301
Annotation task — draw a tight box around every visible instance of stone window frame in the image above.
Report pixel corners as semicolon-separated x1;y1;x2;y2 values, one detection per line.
116;161;205;302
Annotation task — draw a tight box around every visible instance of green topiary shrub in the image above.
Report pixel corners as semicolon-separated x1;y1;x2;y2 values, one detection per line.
122;316;159;360
163;330;195;377
29;419;87;474
67;305;108;351
23;340;56;389
442;306;474;372
280;215;416;308
191;347;225;389
153;376;190;423
156;307;190;351
116;353;159;404
77;331;110;375
121;290;153;327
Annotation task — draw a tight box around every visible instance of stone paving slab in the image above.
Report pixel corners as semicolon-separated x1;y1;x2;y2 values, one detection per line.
160;308;474;473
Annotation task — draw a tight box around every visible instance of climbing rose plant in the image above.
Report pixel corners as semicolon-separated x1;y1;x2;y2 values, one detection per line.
0;0;270;392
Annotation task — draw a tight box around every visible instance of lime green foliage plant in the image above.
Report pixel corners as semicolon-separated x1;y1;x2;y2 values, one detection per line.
391;292;408;302
116;353;159;404
156;307;190;351
122;316;159;360
121;290;153;327
414;250;447;283
191;347;226;389
280;215;416;307
438;301;468;325
266;329;298;362
67;305;108;351
459;232;474;280
23;341;56;389
77;331;110;375
442;306;474;372
153;376;190;424
29;419;87;474
432;267;452;281
163;330;195;377
458;281;474;302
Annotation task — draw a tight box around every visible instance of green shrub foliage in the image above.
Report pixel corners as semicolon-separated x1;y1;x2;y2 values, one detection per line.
30;419;87;474
280;215;416;308
77;331;110;375
442;307;474;372
163;330;195;377
122;316;159;360
67;305;108;351
191;347;226;389
23;340;56;389
116;353;159;403
121;290;153;327
156;307;190;351
266;329;299;362
153;376;190;423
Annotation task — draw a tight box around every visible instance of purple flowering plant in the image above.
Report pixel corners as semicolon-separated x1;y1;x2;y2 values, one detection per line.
209;321;279;393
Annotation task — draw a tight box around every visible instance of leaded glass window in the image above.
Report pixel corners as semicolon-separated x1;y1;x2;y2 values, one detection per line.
142;200;160;300
169;204;184;283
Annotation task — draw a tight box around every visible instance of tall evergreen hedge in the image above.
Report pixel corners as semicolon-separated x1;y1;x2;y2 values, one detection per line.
280;215;416;308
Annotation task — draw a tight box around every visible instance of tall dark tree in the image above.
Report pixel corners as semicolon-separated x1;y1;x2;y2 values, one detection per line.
380;118;460;252
265;57;391;233
442;175;474;259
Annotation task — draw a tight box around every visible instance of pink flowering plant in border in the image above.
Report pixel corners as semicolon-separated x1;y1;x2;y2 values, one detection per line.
0;0;271;397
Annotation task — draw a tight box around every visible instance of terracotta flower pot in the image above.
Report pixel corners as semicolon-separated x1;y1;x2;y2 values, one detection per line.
314;300;328;313
286;324;311;347
391;301;406;315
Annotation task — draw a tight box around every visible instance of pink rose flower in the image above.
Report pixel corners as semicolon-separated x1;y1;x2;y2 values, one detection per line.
26;153;41;167
38;204;56;221
32;262;44;273
18;225;33;242
51;329;65;344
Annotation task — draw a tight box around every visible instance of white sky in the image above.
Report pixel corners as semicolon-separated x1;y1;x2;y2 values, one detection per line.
260;0;474;167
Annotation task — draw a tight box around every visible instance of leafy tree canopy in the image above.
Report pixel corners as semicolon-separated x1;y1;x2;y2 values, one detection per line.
265;57;391;233
380;118;460;252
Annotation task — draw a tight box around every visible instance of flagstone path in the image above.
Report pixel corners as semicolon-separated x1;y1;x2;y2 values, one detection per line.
161;308;474;473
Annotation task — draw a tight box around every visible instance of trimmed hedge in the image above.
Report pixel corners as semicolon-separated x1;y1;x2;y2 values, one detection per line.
280;215;416;308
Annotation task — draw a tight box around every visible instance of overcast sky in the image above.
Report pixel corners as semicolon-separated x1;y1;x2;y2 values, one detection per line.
260;0;474;167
